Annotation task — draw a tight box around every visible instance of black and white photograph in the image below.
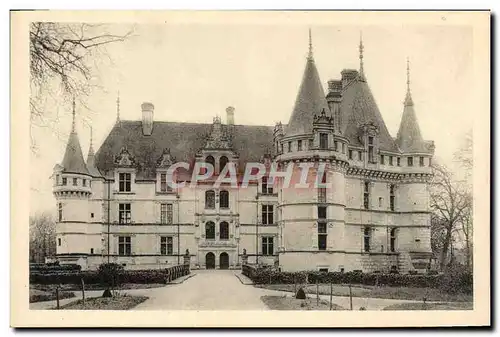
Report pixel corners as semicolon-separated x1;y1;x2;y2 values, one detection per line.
10;9;490;328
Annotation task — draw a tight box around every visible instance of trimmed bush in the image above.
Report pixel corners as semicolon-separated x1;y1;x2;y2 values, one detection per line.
296;287;306;299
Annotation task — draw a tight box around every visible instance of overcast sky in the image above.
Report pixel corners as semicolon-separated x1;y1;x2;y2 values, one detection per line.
30;23;474;215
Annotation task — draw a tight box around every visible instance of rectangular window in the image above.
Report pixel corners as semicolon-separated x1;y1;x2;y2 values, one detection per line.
90;248;94;254
160;173;167;192
280;144;284;154
319;268;329;273
363;182;370;209
380;155;385;165
318;206;327;219
262;205;274;225
318;222;327;251
318;188;326;203
160;204;166;224
167;204;173;224
119;203;131;224
62;177;67;186
297;140;303;151
363;227;371;252
91;213;94;218
342;143;345;154
161;236;173;255
389;156;394;166
262;237;274;256
82;179;86;187
308;139;313;149
397;157;401;166
419;156;425;167
348;150;353;160
118;236;131;256
119;173;131;192
358;151;362;161
368;136;374;163
73;178;78;186
408;157;413;167
390;184;396;211
334;141;339;151
58;203;63;222
288;141;292;152
319;133;328;150
57;238;61;246
262;176;273;194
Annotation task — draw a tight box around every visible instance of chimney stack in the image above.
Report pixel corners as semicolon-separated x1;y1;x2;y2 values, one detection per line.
226;106;235;125
326;79;343;134
340;69;359;89
141;102;154;136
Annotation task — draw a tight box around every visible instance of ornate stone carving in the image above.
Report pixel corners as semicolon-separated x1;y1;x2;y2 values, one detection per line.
114;147;136;167
313;108;334;125
157;148;175;168
205;116;232;149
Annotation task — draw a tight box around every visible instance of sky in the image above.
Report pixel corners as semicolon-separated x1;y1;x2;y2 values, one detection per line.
29;22;474;215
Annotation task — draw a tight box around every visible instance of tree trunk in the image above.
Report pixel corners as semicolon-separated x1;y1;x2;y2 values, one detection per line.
439;227;453;271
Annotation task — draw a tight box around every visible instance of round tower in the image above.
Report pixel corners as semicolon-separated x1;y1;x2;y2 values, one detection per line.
52;100;92;269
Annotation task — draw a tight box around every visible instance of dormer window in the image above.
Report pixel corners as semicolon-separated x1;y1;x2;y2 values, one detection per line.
319;133;328;150
219;156;228;173
288;141;292;152
73;178;78;186
159;173;172;192
419;156;425;167
119;173;131;192
368;136;375;163
407;157;413;167
205;155;215;170
62;177;67;186
297;140;303;151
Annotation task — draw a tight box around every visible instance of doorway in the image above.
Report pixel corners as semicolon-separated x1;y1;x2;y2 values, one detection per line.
205;252;215;269
219;252;229;270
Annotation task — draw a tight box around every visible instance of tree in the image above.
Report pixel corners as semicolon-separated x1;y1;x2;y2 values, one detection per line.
29;212;56;263
429;163;471;271
29;22;133;152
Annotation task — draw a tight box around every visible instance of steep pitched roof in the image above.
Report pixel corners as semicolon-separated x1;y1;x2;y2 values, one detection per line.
86;140;102;178
94;121;274;179
340;75;400;152
395;96;430;153
61;131;90;175
285;55;330;137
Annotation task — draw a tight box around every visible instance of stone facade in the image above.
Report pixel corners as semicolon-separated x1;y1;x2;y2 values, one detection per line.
53;34;435;273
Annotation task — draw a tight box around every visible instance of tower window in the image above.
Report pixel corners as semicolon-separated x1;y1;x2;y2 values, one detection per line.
91;213;94;218
288;141;292;152
118;203;131;224
342;143;345;154
318;206;327;219
363;182;370;209
318;222;327;251
419;156;425;167
380;155;385;165
397;157;401;166
407;157;413;167
62;177;67;186
368;136;374;163
90;248;94;254
348;150;353;160
58;203;63;222
390;184;396;211
119;173;131;192
73;178;78;186
262;204;274;225
82;179;86;187
319;133;328;150
297;140;303;151
364;227;371;252
389;156;394;166
390;228;397;252
358;151;363;161
57;238;61;246
334;141;339;151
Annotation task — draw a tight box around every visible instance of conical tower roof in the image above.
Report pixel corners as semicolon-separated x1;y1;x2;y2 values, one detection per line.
61;100;90;175
285;30;330;137
396;59;429;153
86;126;102;177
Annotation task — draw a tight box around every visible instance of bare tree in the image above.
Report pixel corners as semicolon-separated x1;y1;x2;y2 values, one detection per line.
29;212;56;263
429;163;471;271
29;22;134;152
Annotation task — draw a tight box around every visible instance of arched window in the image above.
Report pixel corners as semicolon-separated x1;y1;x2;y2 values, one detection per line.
390;228;397;252
220;190;229;208
205;190;215;209
205;221;215;240
219;156;228;174
205;155;215;173
219;221;229;240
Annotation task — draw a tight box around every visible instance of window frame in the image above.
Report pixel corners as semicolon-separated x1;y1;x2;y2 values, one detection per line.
219;221;229;240
161;236;173;255
205;190;216;209
318;222;327;251
297;140;303;151
262;204;274;225
119;203;131;224
118;236;131;256
262;236;274;256
419;156;425;167
205;221;216;240
407;156;414;167
118;172;132;192
363;227;371;252
363;182;370;209
319;133;328;150
220;190;229;208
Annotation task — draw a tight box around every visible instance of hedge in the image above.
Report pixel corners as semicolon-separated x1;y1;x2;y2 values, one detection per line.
242;265;472;294
29;264;82;274
30;264;190;285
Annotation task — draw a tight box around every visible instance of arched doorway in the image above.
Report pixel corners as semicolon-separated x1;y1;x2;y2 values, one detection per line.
219;252;229;270
205;252;215;269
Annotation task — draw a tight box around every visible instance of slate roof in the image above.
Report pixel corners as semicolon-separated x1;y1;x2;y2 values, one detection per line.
340;74;401;153
285;56;331;137
94;121;275;179
86;145;103;178
60;131;90;175
395;96;432;153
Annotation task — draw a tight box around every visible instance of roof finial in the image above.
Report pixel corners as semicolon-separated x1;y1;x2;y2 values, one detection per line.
90;125;93;148
405;57;413;106
116;91;121;123
359;31;365;80
307;28;313;60
71;97;76;133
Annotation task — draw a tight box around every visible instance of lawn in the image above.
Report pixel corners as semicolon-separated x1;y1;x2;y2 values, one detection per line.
261;295;345;310
30;288;75;303
383;302;473;310
57;295;148;310
255;283;473;302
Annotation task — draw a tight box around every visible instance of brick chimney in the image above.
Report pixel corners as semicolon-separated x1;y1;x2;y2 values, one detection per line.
141;102;154;136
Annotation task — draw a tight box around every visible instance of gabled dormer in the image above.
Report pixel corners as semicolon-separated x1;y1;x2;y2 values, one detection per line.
359;121;379;165
114;147;136;193
156;148;176;193
312;109;334;151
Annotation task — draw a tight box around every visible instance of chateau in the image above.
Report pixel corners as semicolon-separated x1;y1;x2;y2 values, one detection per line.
52;33;435;273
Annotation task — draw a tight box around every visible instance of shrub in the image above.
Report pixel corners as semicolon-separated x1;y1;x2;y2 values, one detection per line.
102;289;113;298
296;287;306;299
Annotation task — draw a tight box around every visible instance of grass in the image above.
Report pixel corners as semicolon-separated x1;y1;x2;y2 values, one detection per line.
383;302;473;310
261;295;345;310
255;284;473;302
30;288;75;303
31;283;165;292
57;295;149;310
